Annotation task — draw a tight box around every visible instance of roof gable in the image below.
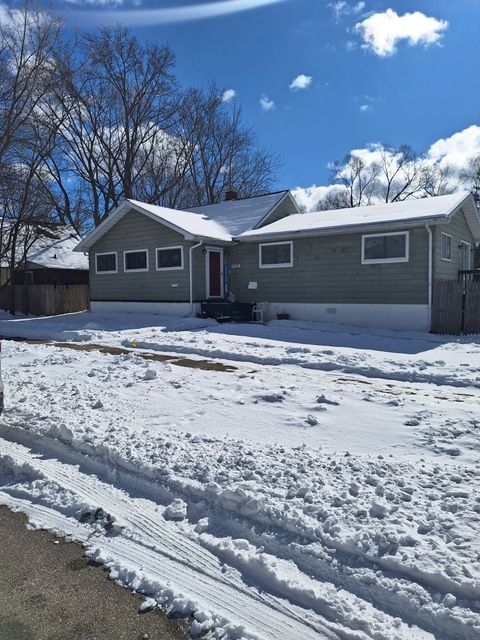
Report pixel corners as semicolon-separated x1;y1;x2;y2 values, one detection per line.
75;191;299;252
75;199;232;252
185;191;298;236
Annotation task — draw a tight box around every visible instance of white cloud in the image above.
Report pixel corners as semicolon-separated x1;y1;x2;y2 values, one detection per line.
289;74;313;92
222;89;236;103
427;125;480;173
329;1;365;21
293;125;480;211
73;0;286;26
355;9;448;57
64;0;126;5
259;95;275;112
292;184;345;211
330;1;347;21
64;0;126;6
359;104;371;112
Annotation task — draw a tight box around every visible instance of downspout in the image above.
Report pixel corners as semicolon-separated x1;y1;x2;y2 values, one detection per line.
425;224;433;330
189;240;203;315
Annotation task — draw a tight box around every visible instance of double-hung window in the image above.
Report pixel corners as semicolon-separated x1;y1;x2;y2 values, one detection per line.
361;232;409;264
440;233;452;261
124;249;148;272
95;252;117;274
156;246;184;271
259;241;293;268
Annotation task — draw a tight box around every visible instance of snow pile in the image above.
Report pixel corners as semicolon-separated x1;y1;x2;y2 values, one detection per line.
0;311;479;390
0;319;479;638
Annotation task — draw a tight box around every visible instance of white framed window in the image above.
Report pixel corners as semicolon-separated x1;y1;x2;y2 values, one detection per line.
440;233;452;261
124;249;149;272
156;245;184;271
95;252;117;274
361;232;409;264
259;241;293;268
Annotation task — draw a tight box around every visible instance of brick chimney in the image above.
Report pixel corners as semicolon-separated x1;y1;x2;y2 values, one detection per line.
225;189;238;201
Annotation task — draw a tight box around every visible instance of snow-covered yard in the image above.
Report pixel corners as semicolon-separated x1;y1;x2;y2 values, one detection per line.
0;311;479;639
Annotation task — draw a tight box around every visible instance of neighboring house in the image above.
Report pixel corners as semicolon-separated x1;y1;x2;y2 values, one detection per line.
74;190;480;331
0;226;89;316
1;226;89;286
15;228;89;285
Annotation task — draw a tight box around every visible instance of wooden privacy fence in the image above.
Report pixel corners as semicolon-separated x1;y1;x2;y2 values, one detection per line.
0;284;90;316
432;280;480;335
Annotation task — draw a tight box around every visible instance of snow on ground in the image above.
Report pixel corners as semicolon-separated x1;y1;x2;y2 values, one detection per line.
0;310;479;389
0;311;479;639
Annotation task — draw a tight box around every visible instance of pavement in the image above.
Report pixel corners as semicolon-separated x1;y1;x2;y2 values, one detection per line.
0;506;189;640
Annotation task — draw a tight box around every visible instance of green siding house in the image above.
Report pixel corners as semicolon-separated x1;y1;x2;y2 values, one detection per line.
75;191;480;331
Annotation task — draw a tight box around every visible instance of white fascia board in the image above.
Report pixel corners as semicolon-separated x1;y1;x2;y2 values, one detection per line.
254;191;299;230
75;200;237;252
447;193;480;242
194;235;234;246
235;216;446;243
75;200;196;253
129;204;195;240
74;201;132;252
284;190;301;214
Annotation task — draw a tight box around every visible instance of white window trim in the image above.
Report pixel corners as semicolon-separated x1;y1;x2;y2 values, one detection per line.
459;241;472;270
440;232;452;262
123;249;149;273
156;245;184;271
361;231;410;265
259;241;293;269
205;247;224;298
95;251;117;274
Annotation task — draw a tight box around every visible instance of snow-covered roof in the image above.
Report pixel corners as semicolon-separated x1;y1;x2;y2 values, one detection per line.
0;224;88;270
75;200;232;252
127;200;232;242
185;191;296;236
239;192;480;241
76;192;297;251
28;228;88;270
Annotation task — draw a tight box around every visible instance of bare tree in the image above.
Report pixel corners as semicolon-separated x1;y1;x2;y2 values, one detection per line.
48;26;189;226
0;2;62;167
0;2;65;313
0;133;59;314
178;84;279;207
316;145;455;210
326;154;381;208
1;15;278;235
460;156;480;205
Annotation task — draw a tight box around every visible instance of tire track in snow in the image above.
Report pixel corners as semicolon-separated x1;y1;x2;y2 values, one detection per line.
0;425;468;640
0;437;342;640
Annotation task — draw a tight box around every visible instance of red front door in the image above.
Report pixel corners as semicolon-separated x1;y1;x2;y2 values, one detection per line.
208;250;222;298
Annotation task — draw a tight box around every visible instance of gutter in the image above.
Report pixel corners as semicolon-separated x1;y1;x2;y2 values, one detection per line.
189;240;203;315
236;217;445;243
425;223;433;329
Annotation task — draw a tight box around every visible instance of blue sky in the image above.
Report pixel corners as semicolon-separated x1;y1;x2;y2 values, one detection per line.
61;1;480;199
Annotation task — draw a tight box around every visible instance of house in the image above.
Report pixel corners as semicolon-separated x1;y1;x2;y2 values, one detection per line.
74;191;298;315
1;226;89;285
14;227;89;286
74;190;480;331
0;226;89;315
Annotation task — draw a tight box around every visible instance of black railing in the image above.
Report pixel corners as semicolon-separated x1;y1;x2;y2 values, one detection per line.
458;269;480;283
